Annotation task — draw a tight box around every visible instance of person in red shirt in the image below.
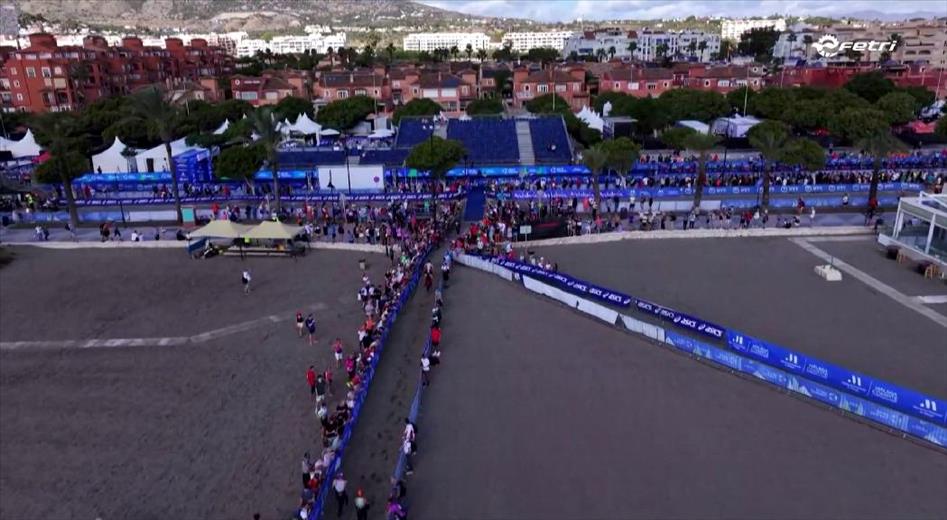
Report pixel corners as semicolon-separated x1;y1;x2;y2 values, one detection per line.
306;366;317;397
430;325;441;350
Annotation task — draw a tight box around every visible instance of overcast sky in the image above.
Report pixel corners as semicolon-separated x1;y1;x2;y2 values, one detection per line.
417;0;946;22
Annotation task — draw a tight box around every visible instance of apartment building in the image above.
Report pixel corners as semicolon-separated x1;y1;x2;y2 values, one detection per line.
1;33;232;112
402;32;491;53
512;65;589;110
598;66;674;98
235;33;347;58
314;71;390;107
773;20;946;67
635;29;720;63
721;18;787;41
501;31;577;52
562;28;636;60
230;71;307;106
679;64;765;93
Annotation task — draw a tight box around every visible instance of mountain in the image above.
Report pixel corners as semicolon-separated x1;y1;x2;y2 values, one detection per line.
13;0;500;32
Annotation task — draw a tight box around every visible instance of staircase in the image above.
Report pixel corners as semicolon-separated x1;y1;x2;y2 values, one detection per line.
514;120;536;166
463;186;487;222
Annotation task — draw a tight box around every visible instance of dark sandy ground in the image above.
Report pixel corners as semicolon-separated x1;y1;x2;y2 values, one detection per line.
407;266;947;520
529;237;947;396
0;247;388;519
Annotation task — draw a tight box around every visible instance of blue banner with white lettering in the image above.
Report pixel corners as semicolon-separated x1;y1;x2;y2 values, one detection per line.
666;330;947;446
499;183;922;201
484;256;633;307
633;298;726;341
727;330;947;425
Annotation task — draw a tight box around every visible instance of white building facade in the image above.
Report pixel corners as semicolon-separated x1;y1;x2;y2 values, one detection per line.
721;18;787;41
635;29;720;62
402;32;491;52
562;29;635;59
235;32;346;57
502;31;577;52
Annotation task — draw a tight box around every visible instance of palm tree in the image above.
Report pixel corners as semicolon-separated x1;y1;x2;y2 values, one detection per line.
246;107;284;214
627;41;638;59
327;46;335;67
449;45;459;61
581;145;608;208
476;48;487;62
747;120;790;213
684;132;722;209
595;48;607;62
656;43;670;61
465;43;473;61
31;112;88;231
687;41;697;59
858;130;905;215
697;41;707;61
608;46;616;60
127;86;185;224
385;42;396;63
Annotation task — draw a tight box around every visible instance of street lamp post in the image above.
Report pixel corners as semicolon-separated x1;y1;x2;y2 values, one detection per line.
343;138;352;195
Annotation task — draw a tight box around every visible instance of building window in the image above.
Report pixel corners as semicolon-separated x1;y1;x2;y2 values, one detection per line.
647;83;656;91
393;81;400;88
663;82;669;87
412;88;419;95
373;89;379;96
16;93;23;101
555;84;566;92
704;80;711;87
614;82;621;89
13;80;19;88
572;83;580;92
524;84;530;92
25;67;36;78
355;89;367;96
9;67;15;75
338;90;348;99
54;66;62;75
41;67;51;78
537;84;548;93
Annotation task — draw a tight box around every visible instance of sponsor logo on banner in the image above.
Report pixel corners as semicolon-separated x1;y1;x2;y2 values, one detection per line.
841;374;869;395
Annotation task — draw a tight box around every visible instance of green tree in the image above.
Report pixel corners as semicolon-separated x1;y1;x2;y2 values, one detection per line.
751;87;795;119
831;108;905;209
465;43;473;60
935;117;947;139
273;96;314;122
595;48;607;62
213;142;265;192
393;98;443;124
736;27;779;61
526;47;560;65
465;97;504;116
627;41;638;58
127;86;186;224
747;120;790;213
449;45;460;61
316;95;376;130
875;91;917;126
600;137;640;186
492;41;516;61
897;86;935;112
31;112;89;230
476;48;487;62
658;89;730;122
661;127;722;208
608;45;617;60
581;145;608;207
385;43;396;63
844;71;896;103
404;136;466;225
247;107;285;213
629;96;671;138
716;39;735;61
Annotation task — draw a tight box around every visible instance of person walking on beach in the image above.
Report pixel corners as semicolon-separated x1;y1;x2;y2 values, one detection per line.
241;270;252;294
306;366;317;397
305;313;317;345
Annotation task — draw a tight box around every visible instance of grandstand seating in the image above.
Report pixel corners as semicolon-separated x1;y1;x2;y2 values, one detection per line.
361;149;410;166
278;150;346;166
396;118;437;149
529;117;572;164
447;118;519;164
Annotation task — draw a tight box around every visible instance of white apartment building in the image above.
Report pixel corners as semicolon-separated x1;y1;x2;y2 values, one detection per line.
635;29;720;62
721;18;787;41
772;20;946;67
402;32;491;52
501;31;577;51
562;28;635;59
235;32;346;57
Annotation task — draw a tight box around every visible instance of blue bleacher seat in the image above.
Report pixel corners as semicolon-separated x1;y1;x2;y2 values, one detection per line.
529;117;571;164
446;118;518;164
278;150;346;166
361;149;410;166
396;118;437;149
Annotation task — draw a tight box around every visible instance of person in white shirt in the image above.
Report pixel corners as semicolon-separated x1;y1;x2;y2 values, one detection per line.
242;270;252;294
332;472;349;516
420;355;430;387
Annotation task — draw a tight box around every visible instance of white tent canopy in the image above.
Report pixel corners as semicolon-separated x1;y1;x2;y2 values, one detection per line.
189;220;253;239
711;116;761;138
0;129;43;158
676;120;711;135
243;220;303;240
92;137;138;173
134;137;204;173
212;119;231;135
577;106;605;133
368;129;394;139
291;113;321;135
320;128;340;136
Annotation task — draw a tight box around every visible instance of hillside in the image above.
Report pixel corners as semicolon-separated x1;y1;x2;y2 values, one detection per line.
13;0;499;32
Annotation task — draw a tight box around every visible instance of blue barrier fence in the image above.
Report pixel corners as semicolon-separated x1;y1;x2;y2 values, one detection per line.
306;245;433;520
459;254;947;447
72;192;464;207
498;182;923;201
480;255;946;427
